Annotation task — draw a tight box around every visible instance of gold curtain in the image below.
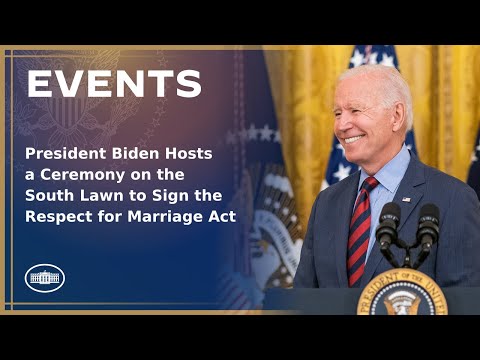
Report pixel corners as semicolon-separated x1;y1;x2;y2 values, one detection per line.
265;45;480;234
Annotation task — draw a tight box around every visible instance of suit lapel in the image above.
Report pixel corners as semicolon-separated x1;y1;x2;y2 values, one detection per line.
360;153;425;286
334;171;360;287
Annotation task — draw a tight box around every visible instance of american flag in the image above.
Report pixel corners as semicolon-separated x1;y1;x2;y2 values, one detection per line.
218;50;303;312
321;45;418;190
467;126;480;200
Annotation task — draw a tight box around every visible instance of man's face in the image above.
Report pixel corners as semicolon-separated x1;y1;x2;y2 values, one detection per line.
333;74;399;172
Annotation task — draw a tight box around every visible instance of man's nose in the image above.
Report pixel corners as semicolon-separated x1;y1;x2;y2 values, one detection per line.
336;114;353;132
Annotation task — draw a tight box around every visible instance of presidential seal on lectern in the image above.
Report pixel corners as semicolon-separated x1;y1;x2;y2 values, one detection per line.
358;268;447;315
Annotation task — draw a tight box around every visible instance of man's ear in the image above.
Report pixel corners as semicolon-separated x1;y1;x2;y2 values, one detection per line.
392;102;406;132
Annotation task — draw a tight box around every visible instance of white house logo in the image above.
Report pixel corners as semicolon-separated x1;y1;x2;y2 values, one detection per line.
24;264;65;293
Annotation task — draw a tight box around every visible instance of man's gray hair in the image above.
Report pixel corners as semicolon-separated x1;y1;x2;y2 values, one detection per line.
338;64;413;131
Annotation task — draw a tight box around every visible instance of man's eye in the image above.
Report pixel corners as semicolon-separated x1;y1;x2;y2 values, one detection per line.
352;109;360;113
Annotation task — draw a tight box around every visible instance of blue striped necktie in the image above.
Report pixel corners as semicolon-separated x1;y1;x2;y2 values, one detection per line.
347;176;379;287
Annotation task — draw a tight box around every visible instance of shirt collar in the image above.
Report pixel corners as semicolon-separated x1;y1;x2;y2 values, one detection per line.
358;143;411;193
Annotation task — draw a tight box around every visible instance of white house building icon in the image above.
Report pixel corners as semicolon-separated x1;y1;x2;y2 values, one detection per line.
30;270;60;284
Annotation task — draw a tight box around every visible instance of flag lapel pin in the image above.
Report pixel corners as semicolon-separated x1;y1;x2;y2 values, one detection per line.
402;197;411;203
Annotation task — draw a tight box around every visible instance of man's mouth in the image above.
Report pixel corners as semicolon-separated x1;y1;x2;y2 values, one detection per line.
344;135;365;144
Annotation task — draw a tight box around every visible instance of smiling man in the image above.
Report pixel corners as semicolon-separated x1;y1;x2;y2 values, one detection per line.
294;64;480;289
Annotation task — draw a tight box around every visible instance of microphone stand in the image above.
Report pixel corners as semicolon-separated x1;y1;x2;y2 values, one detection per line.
382;236;429;270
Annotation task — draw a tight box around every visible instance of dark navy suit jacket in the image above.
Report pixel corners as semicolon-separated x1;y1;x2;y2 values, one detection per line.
294;152;480;288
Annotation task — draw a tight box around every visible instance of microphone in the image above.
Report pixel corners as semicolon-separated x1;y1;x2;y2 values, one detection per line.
413;204;440;269
375;202;401;268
